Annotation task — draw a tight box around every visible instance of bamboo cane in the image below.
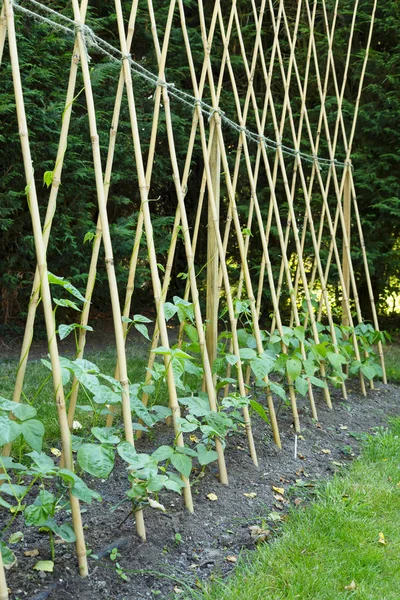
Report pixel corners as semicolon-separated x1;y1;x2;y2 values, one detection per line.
0;4;6;67
205;125;220;377
70;0;146;538
3;0;89;461
4;0;88;575
0;545;8;600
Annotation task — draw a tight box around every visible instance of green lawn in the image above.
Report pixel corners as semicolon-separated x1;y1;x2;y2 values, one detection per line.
199;418;400;600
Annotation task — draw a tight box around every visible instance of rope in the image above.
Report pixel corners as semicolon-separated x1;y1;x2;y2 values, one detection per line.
10;0;352;169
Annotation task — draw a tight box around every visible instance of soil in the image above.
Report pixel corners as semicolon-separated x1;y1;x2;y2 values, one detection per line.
2;379;399;600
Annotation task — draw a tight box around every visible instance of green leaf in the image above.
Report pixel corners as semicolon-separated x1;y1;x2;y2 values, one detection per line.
47;272;86;303
53;522;76;543
26;451;55;475
58;469;101;503
133;314;152;323
12;403;37;421
77;444;114;478
225;354;238;366
327;352;347;372
270;382;287;401
163;302;178;321
43;170;54;187
21;419;44;452
295;376;309;396
171;453;192;479
250;355;275;380
249;399;270;424
0;483;28;497
33;560;54;572
0;416;21;447
151;445;175;462
0;542;16;567
196;444;218;466
286;358;302;381
239;348;257;361
309;376;327;388
91;427;120;445
117;441;139;464
53;298;81;311
8;531;24;544
361;364;377;380
134;323;151;341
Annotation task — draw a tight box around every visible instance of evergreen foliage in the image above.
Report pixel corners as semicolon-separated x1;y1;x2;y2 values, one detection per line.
0;0;398;329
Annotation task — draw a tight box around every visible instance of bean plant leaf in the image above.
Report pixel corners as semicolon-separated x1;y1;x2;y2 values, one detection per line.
134;323;151;341
151;445;175;462
250;355;274;380
0;542;16;568
12;403;37;421
21;419;44;453
0;415;21;445
77;443;114;478
295;376;309;396
196;444;218;466
163;302;178;321
270;382;287;401
239;348;257;361
249;399;270;424
91;427;120;445
58;469;102;503
286;358;302;381
171;453;192;479
47;272;86;303
53;522;76;543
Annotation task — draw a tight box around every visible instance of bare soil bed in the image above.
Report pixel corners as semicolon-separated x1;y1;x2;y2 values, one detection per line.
3;381;399;600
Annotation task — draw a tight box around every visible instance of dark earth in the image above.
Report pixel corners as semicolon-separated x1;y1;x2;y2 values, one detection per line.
2;368;399;600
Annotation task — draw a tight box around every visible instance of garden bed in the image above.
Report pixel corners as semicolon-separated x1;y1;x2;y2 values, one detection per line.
3;382;399;600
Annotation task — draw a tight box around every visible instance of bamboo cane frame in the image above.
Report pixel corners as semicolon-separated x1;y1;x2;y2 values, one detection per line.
211;0;304;430
145;0;257;470
228;0;319;421
0;0;384;547
134;0;259;463
3;0;88;576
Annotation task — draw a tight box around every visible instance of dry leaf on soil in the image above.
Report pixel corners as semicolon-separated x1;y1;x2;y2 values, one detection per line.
24;549;39;557
321;449;331;454
272;486;285;495
226;555;237;563
207;493;218;502
243;492;257;499
50;447;62;457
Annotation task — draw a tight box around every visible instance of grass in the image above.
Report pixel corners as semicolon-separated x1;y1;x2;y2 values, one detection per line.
198;418;400;600
383;341;400;382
